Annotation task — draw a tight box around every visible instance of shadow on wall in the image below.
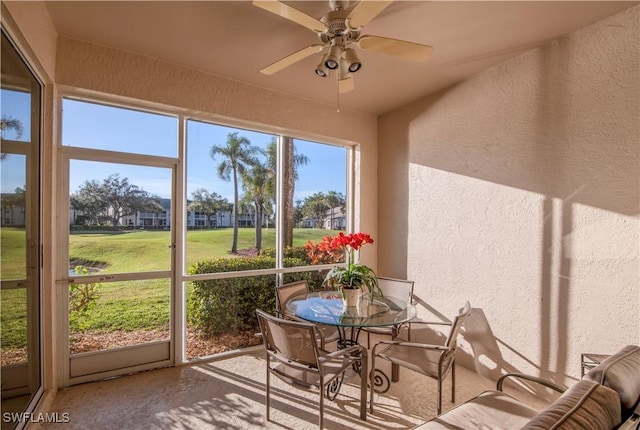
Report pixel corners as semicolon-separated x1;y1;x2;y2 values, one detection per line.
381;6;639;385
411;301;573;401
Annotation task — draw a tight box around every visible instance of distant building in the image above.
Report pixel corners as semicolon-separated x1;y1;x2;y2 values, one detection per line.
1;193;25;226
324;206;346;230
68;198;259;229
300;206;346;230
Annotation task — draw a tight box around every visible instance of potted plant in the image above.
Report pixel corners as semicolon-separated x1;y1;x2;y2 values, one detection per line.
319;232;381;306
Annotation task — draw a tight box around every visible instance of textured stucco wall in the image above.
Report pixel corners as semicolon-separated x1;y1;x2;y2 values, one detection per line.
378;5;639;383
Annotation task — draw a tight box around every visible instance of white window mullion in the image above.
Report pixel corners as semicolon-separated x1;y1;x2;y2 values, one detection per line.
275;135;285;284
174;115;186;364
347;145;356;234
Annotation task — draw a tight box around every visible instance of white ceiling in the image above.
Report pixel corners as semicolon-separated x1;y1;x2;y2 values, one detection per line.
44;1;636;115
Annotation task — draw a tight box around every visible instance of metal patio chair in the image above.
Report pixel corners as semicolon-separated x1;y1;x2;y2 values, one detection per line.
255;309;368;429
362;276;414;346
276;280;340;349
370;301;472;415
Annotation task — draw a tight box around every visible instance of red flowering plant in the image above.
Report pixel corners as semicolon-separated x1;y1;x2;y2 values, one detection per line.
317;232;381;298
304;235;345;265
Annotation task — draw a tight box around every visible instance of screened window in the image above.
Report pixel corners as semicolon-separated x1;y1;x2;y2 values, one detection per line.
185;120;348;275
62;98;178;157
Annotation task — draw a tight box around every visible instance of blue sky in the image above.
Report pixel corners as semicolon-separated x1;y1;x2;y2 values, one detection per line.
2;95;347;203
1;90;30;193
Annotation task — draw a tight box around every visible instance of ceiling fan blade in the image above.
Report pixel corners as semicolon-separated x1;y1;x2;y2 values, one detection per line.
252;0;325;32
358;35;433;62
338;76;354;93
346;0;393;29
260;44;324;75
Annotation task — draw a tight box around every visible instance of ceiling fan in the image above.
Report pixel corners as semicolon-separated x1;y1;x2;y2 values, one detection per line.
253;0;433;93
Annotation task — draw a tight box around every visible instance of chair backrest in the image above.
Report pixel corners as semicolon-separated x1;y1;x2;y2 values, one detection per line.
275;281;309;316
444;301;472;350
256;309;319;368
376;277;414;303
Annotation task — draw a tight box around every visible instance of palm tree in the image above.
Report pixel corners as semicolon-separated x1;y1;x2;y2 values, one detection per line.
1;115;24;160
266;137;309;247
210;132;260;253
242;163;271;252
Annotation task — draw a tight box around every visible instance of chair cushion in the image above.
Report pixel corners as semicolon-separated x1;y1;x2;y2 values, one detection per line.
584;345;640;418
522;380;621;430
414;390;539;429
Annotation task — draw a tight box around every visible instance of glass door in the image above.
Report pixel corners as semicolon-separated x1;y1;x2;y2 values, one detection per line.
60;98;178;383
0;30;42;427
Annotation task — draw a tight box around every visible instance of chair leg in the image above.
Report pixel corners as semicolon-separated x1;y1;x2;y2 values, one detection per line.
319;379;325;430
437;377;442;415
451;359;456;403
266;368;271;422
360;349;368;421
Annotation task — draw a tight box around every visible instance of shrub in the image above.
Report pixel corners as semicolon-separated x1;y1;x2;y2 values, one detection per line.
188;256;317;336
304;236;345;265
259;246;309;261
69;265;100;331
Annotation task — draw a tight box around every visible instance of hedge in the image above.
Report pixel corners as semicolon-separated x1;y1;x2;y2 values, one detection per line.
259;246;309;261
188;256;327;336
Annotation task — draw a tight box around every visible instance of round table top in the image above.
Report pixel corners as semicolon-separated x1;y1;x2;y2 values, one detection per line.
285;290;417;328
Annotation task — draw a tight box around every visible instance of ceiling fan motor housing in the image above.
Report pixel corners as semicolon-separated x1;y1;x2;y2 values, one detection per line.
329;0;350;12
319;10;360;43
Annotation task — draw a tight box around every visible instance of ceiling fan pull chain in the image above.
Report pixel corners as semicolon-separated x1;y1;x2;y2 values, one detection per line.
336;74;341;113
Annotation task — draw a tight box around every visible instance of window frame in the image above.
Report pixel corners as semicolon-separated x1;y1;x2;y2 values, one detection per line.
57;88;356;364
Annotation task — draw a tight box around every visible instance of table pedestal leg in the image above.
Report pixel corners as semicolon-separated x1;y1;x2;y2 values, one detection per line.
391;363;400;382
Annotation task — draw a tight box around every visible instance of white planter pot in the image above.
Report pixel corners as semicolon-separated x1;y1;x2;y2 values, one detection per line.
342;288;362;307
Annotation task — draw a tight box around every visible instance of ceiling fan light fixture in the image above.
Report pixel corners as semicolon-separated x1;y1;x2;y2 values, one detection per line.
345;48;361;72
325;44;342;70
338;58;352;81
315;54;329;77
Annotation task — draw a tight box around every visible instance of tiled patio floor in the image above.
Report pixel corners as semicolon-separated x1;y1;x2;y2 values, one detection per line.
39;346;515;430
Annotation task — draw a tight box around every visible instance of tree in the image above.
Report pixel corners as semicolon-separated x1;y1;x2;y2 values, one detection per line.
188;188;228;228
70;174;162;230
266;137;309;246
302;192;330;228
294;199;305;227
210;132;261;253
0;115;23;139
69;180;107;225
1;115;24;161
242;163;271;251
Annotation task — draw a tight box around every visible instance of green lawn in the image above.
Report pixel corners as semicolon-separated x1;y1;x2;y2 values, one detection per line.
67;227;330;273
1;228;334;350
0;228;26;280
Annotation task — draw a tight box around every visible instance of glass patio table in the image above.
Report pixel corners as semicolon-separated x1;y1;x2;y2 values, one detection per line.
286;290;417;392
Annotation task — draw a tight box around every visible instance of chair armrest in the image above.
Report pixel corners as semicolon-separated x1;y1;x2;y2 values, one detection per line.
408;319;452;327
497;373;566;393
323;344;364;359
372;339;449;355
395;319;452;338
